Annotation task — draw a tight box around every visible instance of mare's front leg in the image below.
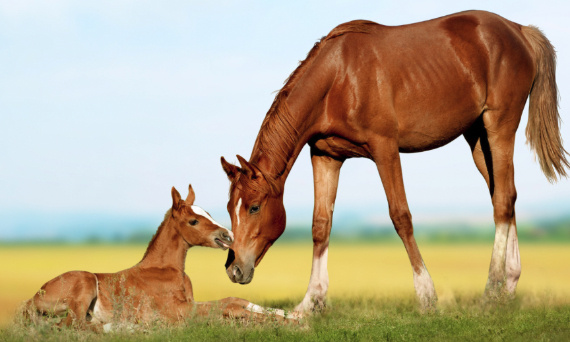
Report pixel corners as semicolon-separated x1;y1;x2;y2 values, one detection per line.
294;149;343;313
370;136;437;310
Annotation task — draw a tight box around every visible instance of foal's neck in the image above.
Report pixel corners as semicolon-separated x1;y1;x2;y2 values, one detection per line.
138;216;188;272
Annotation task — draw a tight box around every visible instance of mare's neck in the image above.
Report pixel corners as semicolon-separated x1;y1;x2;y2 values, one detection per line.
250;90;319;186
138;217;189;272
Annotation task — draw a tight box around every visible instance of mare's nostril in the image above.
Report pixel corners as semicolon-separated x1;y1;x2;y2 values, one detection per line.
233;265;243;280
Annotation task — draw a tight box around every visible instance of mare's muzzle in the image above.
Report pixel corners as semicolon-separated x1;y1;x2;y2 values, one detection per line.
225;249;254;284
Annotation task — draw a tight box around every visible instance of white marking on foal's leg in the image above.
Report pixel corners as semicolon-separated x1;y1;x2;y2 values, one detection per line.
413;262;437;309
246;303;264;314
234;198;242;227
505;220;521;295
295;247;329;313
191;206;226;229
246;303;285;317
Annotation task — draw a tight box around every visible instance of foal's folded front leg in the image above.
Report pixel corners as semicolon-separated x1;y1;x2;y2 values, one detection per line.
194;297;298;322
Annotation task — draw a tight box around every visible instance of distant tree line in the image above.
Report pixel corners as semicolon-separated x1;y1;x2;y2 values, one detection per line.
2;217;568;245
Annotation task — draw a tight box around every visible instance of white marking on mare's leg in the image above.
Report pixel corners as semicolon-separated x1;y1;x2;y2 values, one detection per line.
505;220;521;295
295;247;329;313
413;262;437;309
486;222;510;297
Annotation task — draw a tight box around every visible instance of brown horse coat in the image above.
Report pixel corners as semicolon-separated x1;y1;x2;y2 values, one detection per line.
24;185;290;329
220;10;568;311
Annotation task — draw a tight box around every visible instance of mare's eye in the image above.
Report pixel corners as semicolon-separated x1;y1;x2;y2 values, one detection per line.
189;219;199;226
249;205;260;214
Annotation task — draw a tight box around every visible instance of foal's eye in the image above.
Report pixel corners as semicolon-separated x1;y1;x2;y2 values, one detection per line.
249;205;260;214
189;219;199;226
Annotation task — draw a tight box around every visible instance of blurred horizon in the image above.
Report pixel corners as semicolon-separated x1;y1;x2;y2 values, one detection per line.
1;1;569;242
2;206;568;243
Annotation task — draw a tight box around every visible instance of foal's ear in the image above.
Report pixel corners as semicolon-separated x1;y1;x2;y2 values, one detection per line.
186;184;196;205
171;186;182;212
221;156;239;181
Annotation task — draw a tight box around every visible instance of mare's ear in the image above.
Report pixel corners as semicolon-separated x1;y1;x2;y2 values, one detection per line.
221;156;239;181
236;155;262;180
171;186;182;214
186;184;196;205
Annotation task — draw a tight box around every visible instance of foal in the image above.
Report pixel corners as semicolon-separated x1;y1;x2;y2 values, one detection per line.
24;185;289;329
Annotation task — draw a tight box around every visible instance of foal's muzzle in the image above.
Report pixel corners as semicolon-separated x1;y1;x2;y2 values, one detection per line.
215;230;233;250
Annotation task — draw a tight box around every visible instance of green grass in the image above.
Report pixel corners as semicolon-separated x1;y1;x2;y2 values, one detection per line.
3;295;569;342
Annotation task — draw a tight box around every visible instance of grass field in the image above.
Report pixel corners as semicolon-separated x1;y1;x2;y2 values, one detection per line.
1;242;569;340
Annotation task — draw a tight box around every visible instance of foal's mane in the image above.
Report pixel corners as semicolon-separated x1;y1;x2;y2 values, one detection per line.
141;209;172;260
243;21;374;195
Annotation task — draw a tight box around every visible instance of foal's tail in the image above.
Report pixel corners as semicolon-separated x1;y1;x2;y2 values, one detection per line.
20;299;39;325
522;25;569;182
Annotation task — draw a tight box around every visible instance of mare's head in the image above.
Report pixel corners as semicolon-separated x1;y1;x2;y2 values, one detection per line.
170;184;233;249
220;156;286;284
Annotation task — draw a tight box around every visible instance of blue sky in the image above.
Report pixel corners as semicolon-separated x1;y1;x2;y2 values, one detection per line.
1;1;569;238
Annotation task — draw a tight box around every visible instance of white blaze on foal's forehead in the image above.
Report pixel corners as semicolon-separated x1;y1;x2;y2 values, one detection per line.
191;206;226;229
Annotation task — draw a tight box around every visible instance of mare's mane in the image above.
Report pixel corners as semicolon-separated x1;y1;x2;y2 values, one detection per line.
235;21;374;195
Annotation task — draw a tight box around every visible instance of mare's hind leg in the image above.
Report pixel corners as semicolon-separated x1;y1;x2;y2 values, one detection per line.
464;112;521;300
295;148;343;313
370;137;437;309
31;271;98;327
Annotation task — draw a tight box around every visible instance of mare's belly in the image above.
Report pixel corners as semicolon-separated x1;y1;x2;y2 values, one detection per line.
396;107;482;153
398;127;466;153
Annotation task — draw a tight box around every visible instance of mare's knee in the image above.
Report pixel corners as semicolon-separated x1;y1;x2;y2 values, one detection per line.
389;207;413;239
312;215;332;244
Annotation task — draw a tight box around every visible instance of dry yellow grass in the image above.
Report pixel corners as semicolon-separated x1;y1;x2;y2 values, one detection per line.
1;242;569;327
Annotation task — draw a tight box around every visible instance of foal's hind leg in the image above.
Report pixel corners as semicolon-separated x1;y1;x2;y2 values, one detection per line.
464;112;521;301
295;148;343;313
370;137;437;310
32;271;98;327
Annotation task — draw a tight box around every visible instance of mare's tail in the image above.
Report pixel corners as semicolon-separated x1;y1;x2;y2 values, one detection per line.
521;25;569;182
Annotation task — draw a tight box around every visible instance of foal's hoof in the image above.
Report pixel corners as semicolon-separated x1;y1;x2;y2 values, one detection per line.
288;310;305;320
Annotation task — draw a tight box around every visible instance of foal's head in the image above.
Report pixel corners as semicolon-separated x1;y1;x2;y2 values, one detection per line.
170;185;233;249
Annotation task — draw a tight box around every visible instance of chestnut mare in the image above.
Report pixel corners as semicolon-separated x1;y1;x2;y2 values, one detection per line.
24;185;289;329
220;10;568;312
